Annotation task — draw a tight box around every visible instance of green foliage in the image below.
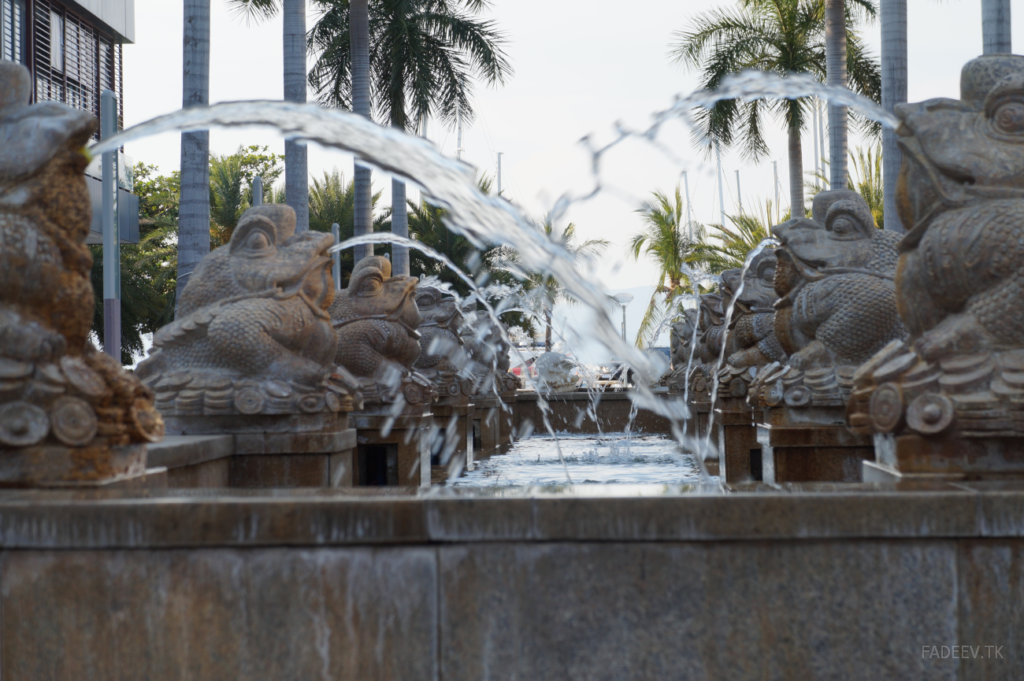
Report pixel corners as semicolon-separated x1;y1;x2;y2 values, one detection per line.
133;163;180;221
308;168;387;287
307;0;512;130
209;145;283;245
671;0;881;159
629;185;705;347
806;145;884;226
688;211;775;273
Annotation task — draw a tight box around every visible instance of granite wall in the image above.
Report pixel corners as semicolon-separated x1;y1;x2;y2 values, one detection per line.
1;484;1022;679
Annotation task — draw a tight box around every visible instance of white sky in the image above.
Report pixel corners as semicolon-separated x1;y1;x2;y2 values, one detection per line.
122;0;1019;357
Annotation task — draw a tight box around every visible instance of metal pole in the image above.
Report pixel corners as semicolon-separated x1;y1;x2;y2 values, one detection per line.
881;0;907;232
812;98;820;188
456;105;463;161
773;161;779;220
496;152;503;196
982;0;1012;54
331;223;341;290
621;305;627;342
735;169;743;215
682;171;693;242
715;141;725;225
252;175;263;207
818;102;827;189
101;90;120;363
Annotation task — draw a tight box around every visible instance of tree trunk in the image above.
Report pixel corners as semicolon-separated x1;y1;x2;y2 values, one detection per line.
881;0;907;232
390;90;410;276
177;0;210;310
545;309;552;352
982;0;1012;54
351;0;373;262
284;0;308;232
825;0;847;191
788;122;803;218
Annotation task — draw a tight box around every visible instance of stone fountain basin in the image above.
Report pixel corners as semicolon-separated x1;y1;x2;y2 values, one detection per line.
1;482;1022;679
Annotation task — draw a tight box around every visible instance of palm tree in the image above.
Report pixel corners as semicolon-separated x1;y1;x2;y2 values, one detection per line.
880;0;905;232
208;146;286;245
628;185;706;348
688;209;775;274
308;167;387;286
671;0;880;217
177;0;211;303
352;0;373;262
982;0;1012;54
307;0;513;276
806;145;883;225
227;0;310;231
527;220;609;352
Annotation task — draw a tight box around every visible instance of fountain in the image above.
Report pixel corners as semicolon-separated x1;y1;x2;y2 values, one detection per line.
5;53;1024;678
331;256;436;487
747;190;907;482
712;248;786;482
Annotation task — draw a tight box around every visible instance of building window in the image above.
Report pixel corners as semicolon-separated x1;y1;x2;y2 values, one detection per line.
49;10;63;71
30;0;122;138
1;0;26;64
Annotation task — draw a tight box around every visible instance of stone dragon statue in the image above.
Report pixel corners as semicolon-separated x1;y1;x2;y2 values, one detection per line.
0;62;162;484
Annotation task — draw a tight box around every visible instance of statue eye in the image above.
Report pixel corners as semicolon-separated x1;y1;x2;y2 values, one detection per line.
831;217;855;236
359;277;383;296
246;230;272;252
994;101;1024;134
416;295;433;308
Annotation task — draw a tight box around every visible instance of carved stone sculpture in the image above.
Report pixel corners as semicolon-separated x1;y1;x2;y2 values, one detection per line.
331;256;435;406
137;205;359;418
850;55;1024;446
749;190;906;409
411;282;467;399
0;62;163;484
662;308;698;392
720;249;786;369
460;311;522;395
534;352;580;393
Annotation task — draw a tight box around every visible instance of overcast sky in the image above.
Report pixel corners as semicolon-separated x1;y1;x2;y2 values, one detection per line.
121;1;1019;357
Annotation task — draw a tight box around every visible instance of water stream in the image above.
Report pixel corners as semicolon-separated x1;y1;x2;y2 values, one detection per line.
91;70;897;486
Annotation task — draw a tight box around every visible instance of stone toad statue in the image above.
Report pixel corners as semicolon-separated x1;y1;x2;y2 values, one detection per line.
721;248;786;370
850;55;1024;441
0;62;162;484
412;282;466;398
331;256;435;406
750;190;906;409
138;205;358;416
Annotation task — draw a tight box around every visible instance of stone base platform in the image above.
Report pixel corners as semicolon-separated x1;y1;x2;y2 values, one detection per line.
430;398;475;472
864;433;1024;482
471;396;505;460
351;407;432;488
516;391;672;434
3;482;1024;679
715;397;760;483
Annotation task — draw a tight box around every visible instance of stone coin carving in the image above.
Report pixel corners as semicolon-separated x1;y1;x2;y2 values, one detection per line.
849;55;1024;441
0;62;162;484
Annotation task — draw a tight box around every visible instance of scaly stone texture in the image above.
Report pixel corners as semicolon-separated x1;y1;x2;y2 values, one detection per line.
138;204;359;418
2;547;438;680
439;541;958;680
750;190;906;413
0;62;162;485
850;55;1024;451
412;282;466;399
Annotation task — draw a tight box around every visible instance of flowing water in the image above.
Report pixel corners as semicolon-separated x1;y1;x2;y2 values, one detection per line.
453;432;712;487
92;70;898;486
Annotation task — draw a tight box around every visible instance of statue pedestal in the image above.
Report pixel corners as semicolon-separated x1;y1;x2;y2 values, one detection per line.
864;433;1024;482
0;442;162;488
351;405;432;488
499;389;518;449
715;396;761;483
688;397;719;474
471;396;505;460
164;412;356;488
431;396;475;471
757;407;873;483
